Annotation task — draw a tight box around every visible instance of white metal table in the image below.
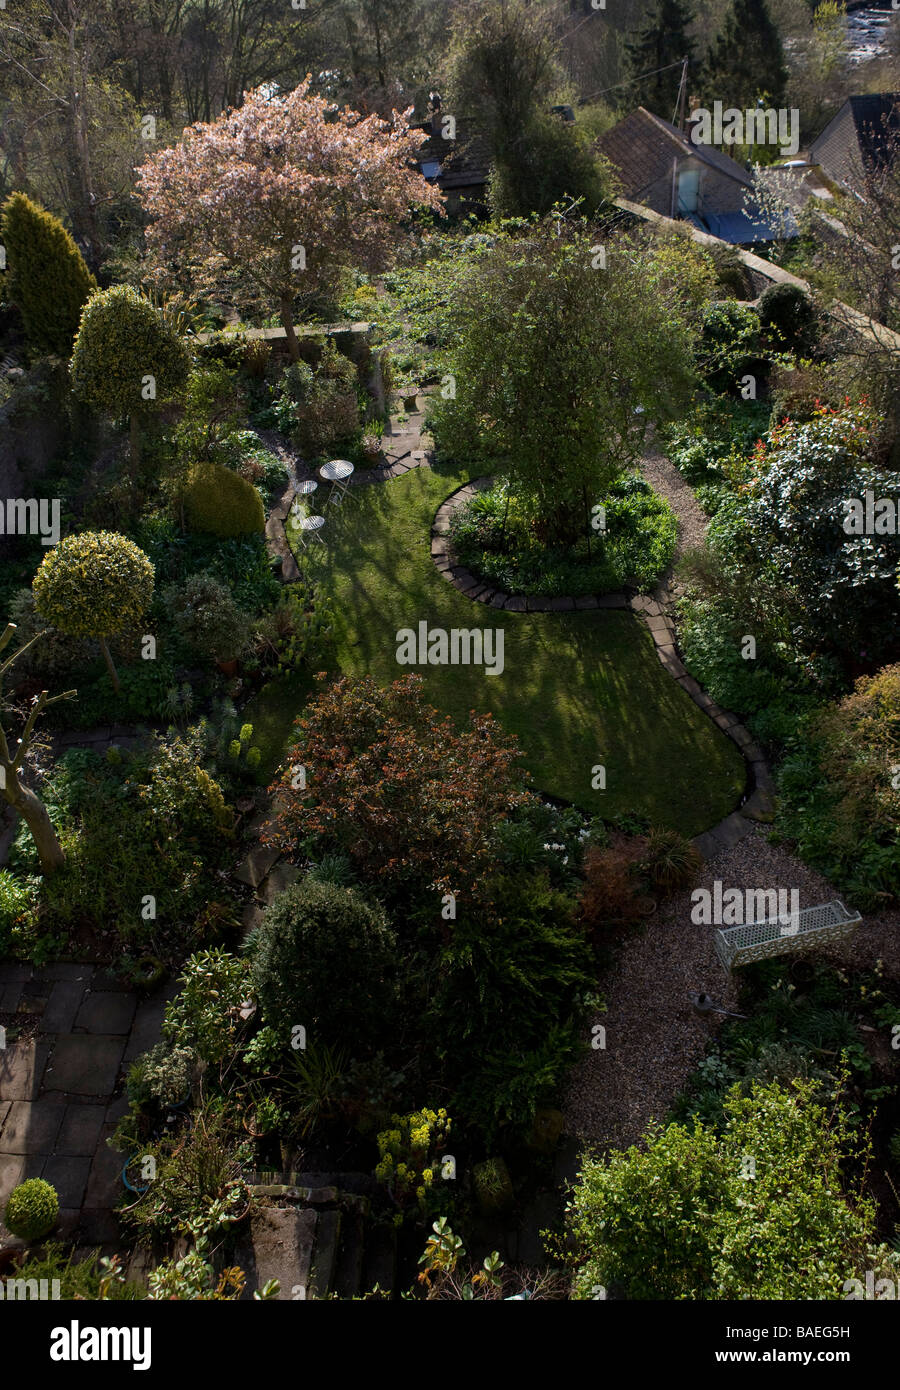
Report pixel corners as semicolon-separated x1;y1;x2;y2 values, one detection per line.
319;458;354;505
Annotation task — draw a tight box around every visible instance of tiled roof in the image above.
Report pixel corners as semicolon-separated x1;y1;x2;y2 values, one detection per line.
416;120;490;190
809;94;900;195
598;106;754;202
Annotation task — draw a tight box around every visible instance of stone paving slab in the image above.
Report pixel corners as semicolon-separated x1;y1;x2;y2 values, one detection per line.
84;1126;125;1211
0;983;24;1012
0;964;32;984
40;979;87;1034
43;1035;125;1098
74;992;137;1036
0;1041;50;1100
41;1155;92;1210
123;989;178;1065
0;1100;64;1155
56;1104;106;1157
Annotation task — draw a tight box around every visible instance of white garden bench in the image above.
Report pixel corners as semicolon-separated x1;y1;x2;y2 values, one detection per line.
714;899;862;973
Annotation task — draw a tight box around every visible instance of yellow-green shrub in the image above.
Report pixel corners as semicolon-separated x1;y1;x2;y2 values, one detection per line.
184;463;265;537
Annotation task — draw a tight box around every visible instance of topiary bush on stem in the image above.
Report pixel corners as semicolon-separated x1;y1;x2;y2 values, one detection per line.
32;531;155;694
69;284;191;466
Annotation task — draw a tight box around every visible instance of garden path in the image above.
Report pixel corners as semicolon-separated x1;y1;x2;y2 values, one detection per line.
562;828;900;1153
0;961;178;1249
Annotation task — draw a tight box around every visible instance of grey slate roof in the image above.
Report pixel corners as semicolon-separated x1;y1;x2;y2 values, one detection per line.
810;94;900;195
598;106;755;203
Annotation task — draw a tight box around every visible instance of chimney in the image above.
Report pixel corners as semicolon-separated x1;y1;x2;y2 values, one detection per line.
429;90;442;136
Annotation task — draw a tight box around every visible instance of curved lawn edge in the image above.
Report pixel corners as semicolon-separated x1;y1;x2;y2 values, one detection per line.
431;477;776;859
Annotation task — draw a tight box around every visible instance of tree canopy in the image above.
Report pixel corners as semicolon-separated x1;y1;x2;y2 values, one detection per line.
137;79;443;358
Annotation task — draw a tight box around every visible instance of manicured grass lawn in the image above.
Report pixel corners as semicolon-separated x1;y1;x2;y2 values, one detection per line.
284;461;745;835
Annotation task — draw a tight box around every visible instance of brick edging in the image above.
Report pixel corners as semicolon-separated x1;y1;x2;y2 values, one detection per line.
431;478;776;857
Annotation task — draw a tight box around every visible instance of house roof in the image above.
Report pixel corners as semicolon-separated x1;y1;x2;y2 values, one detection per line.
598;107;755;204
416;120;490;191
810;94;900;195
703;209;796;245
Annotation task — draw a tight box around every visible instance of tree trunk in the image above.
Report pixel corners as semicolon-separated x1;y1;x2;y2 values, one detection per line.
65;0;104;268
280;298;300;361
4;779;65;873
98;635;121;693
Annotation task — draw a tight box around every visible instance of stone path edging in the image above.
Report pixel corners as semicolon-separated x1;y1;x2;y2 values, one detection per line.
431;478;776;860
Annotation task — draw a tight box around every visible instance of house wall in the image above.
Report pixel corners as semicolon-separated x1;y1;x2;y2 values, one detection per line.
633;156;749;219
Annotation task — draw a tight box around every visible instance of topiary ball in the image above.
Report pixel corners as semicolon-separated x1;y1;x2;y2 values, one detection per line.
4;1178;59;1241
184;462;265;538
32;530;155;638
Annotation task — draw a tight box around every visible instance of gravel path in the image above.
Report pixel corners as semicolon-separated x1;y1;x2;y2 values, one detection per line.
638;445;710;607
563;445;900;1154
563;828;900;1153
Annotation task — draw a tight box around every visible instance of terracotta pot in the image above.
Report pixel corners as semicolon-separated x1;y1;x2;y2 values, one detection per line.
216;657;239;677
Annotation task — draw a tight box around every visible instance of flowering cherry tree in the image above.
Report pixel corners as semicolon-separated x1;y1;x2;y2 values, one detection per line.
137;79;443;357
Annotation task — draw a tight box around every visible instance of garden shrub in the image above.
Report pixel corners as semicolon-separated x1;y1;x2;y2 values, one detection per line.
162;949;249;1066
706;242;754;298
487;111;612;220
1;194;97;357
8;1243;141;1299
268;342;360;455
428;871;593;1142
767;359;844;428
374;1108;452;1212
126;1042;197;1109
639;827;702;893
70;284;190;418
33;531;154;639
448;475;676;598
7;739;236;961
579;841;654;939
567;1078;899;1300
490;798;588;891
0;867;41;957
184;462;265;537
266;674;531;902
776;666;900;906
696;300;767;395
117;1103;249;1246
662;397;770;495
757;282;819;355
4;1178;58;1240
163;570;254;663
736;402;900;664
250;879;398;1049
670;962;873;1129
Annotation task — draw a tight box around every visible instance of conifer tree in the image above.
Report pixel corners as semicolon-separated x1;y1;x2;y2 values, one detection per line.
623;0;695;122
0;194;97;358
704;0;787;110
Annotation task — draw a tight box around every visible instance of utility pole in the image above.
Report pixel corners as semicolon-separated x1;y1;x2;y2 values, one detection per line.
674;56;689;133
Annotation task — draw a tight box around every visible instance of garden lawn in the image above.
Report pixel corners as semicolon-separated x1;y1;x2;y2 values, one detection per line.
285;462;745;836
